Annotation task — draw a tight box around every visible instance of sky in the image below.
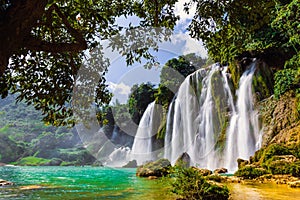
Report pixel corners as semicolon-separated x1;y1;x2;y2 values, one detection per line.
104;0;208;104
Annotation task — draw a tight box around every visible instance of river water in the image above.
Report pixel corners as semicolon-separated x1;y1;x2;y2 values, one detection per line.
0;166;299;199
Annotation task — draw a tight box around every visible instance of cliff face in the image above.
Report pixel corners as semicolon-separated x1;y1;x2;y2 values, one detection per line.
260;92;300;148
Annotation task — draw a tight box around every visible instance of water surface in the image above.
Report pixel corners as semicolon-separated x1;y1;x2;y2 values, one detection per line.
0;166;174;199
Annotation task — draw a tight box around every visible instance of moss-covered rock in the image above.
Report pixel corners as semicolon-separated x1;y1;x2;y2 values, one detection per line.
174;152;190;168
136;158;171;177
234;165;269;179
191;167;212;176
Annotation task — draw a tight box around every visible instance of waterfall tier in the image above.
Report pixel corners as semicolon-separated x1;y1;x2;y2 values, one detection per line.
164;62;262;172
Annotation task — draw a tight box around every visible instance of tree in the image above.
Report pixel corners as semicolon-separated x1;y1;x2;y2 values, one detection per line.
156;54;205;108
187;0;298;66
128;82;156;125
0;0;178;125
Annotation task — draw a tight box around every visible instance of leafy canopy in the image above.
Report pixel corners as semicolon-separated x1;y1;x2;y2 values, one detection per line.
0;0;178;126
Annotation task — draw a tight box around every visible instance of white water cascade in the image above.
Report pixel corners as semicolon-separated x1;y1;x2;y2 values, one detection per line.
224;62;262;171
164;64;232;169
164;62;262;171
131;101;161;165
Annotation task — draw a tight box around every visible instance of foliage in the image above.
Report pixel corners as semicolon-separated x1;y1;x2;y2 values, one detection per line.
13;156;51;166
244;143;300;177
136;158;171;177
156;53;204;108
274;68;299;98
169;167;229;200
128;82;156;125
0;94;94;165
186;0;299;65
234;165;268;179
0;0;178;126
261;144;291;162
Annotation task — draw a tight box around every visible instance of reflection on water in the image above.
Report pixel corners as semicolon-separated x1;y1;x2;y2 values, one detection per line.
228;182;300;200
1;166;300;200
0;166;175;200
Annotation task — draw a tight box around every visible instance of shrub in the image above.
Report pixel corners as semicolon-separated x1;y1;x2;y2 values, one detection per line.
234;165;268;179
274;68;298;99
261;144;291;162
14;156;51;166
170;167;229;200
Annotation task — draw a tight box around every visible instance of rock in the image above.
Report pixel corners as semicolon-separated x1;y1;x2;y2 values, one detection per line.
0;163;7;166
0;179;13;186
175;152;190;168
191;167;212;176
122;160;137;168
237;158;249;168
225;176;241;183
20;185;43;190
288;180;300;188
148;176;158;180
44;158;63;166
214;168;228;174
136;159;171;177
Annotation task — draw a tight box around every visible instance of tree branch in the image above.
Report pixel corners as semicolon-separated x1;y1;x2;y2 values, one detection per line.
24;3;87;53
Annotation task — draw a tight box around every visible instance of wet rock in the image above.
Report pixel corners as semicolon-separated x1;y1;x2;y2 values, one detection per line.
148;176;158;180
214;168;228;174
288;180;300;188
136;159;171;177
0;179;13;186
191;167;212;176
175;152;190;168
237;158;249;168
122;160;137;168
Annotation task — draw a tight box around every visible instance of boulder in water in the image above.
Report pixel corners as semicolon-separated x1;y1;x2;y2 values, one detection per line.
122;160;137;168
136;159;171;177
0;179;13;186
214;168;228;174
175;152;190;168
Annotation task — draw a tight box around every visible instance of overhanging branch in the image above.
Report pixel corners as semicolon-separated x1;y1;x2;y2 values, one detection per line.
24;3;87;53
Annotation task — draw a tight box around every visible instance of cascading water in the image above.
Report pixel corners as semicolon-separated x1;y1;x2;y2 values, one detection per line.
164;64;232;168
131;101;161;165
164;61;262;171
105;61;262;170
224;61;262;172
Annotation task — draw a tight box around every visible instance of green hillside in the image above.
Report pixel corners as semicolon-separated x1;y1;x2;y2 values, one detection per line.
0;94;95;166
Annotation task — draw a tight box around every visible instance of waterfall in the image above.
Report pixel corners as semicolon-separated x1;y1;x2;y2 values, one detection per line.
164;64;232;168
164;62;262;171
104;62;262;170
224;62;262;172
131;101;161;165
164;98;175;161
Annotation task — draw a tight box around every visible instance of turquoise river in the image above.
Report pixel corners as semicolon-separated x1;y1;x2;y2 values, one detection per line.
0;166;300;199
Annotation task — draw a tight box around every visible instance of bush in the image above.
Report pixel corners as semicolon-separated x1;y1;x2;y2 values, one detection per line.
289;162;300;177
170;167;229;200
234;166;268;179
14;156;51;166
261;144;291;162
274;69;298;99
